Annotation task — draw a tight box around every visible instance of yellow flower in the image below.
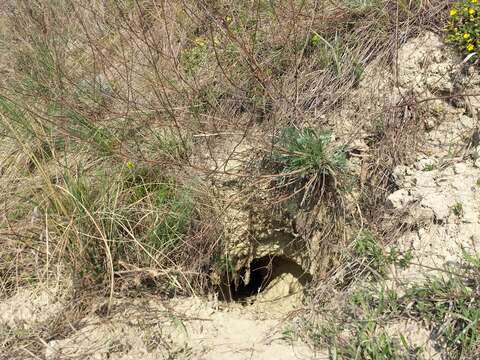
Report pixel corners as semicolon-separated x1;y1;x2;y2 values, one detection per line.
471;0;478;3
450;8;458;16
194;38;207;47
469;8;476;15
126;161;135;170
464;33;471;39
467;44;475;51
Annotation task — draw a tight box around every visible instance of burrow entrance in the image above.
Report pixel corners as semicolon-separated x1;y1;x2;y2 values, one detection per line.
222;255;312;302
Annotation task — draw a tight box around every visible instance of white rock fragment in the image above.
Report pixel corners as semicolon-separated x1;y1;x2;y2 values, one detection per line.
413;171;436;188
386;189;414;210
424;117;436;131
407;206;435;224
392;165;414;187
397;32;458;94
419;193;451;221
453;162;469;175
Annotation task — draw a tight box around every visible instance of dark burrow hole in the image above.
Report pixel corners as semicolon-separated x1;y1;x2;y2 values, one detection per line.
221;255;312;302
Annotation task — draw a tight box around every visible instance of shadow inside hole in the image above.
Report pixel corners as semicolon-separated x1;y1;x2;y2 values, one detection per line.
223;256;312;302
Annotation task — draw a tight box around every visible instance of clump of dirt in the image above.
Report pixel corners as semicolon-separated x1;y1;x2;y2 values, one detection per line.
0;286;65;329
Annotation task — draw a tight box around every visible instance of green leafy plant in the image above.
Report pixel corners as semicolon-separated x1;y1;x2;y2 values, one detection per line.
348;231;413;280
270;127;350;207
181;37;210;75
311;33;322;47
403;254;480;358
309;252;480;359
335;325;416;360
328;287;419;359
310;33;345;75
452;202;464;217
148;182;193;251
274;127;347;179
446;0;480;56
423;164;435;172
353;231;390;277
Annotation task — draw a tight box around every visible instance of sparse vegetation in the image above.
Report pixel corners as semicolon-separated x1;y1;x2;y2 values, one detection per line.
340;231;413;285
336;327;418;360
353;231;391;277
303;253;480;359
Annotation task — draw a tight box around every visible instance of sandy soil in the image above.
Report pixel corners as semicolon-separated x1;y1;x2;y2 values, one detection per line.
0;284;324;360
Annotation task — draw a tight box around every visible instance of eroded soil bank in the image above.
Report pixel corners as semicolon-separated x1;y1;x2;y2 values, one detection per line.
2;29;480;359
